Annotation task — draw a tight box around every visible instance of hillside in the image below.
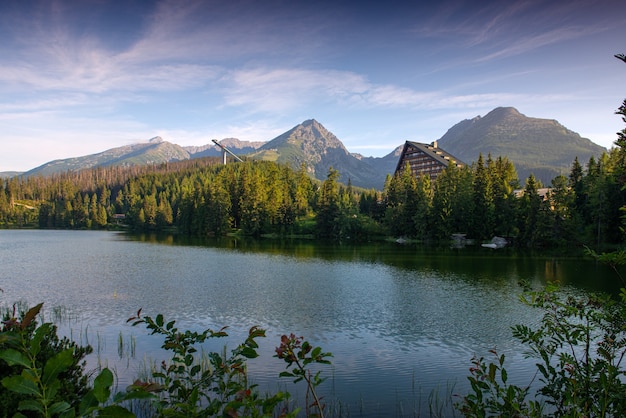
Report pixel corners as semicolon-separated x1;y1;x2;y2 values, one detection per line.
25;137;190;177
437;107;607;185
249;119;386;188
358;145;404;178
183;138;264;158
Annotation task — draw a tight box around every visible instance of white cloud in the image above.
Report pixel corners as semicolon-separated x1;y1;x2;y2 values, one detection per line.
223;67;442;112
221;66;578;116
0;49;220;94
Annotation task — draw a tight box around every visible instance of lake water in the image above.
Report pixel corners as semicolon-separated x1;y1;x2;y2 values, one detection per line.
0;229;621;416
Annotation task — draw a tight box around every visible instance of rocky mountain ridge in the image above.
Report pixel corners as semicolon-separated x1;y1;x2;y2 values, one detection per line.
7;107;608;189
438;107;606;183
250;119;387;187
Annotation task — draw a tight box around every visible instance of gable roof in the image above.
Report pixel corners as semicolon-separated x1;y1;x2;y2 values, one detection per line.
394;141;465;174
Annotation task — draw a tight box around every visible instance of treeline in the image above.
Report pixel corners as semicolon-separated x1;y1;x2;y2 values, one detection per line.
1;137;625;249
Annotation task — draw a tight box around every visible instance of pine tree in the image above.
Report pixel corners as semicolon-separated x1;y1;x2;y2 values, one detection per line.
472;154;495;240
517;174;542;247
315;168;341;239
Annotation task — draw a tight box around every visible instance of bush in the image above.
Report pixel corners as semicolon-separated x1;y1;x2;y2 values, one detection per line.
0;305;333;417
0;303;93;417
457;280;626;417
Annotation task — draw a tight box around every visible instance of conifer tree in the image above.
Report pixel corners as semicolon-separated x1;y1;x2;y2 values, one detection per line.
315;168;341;239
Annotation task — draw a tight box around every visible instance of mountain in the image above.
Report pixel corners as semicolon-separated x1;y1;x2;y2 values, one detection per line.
248;119;385;188
25;137;190;177
22;122;389;188
437;107;607;185
0;172;21;179
12;109;609;189
183;138;264;158
358;145;404;178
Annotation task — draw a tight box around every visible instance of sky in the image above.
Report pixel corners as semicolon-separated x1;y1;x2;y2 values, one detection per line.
1;0;625;172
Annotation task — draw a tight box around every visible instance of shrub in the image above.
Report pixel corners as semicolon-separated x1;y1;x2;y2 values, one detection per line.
125;309;332;417
0;305;332;417
0;303;93;417
457;280;626;417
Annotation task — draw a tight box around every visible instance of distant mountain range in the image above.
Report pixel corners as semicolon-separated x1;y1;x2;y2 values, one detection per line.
5;107;608;189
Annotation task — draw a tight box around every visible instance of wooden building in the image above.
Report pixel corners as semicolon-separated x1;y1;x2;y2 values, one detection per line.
394;141;465;181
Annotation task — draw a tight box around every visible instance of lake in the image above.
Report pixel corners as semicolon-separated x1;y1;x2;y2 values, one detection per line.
0;229;621;416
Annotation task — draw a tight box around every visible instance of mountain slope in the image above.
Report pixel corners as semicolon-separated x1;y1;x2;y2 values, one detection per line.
358;145;404;178
438;107;606;184
184;138;264;158
25;137;190;177
249;119;385;188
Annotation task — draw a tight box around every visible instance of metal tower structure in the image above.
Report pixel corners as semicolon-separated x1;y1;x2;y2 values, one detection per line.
212;139;244;164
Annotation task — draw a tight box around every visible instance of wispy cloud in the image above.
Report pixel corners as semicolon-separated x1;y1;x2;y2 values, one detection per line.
222;68;367;113
221;66;555;114
0;37;221;94
223;67;444;112
413;0;613;64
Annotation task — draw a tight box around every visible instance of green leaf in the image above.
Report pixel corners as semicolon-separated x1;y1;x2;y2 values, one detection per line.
189;386;199;406
17;399;44;413
184;354;194;366
311;346;321;358
59;409;76;418
155;314;164;327
95;405;135;417
43;348;75;386
0;349;31;368
79;391;99;413
190;364;201;377
48;401;72;415
488;363;497;382
2;374;40;396
46;379;61;401
30;323;52;357
92;368;113;403
240;347;259;359
0;332;19;346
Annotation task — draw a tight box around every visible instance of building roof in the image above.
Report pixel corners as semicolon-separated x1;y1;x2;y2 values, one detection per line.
394;141;465;174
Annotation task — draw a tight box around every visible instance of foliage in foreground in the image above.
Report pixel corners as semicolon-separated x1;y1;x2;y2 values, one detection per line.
0;305;332;417
0;303;91;417
457;267;626;417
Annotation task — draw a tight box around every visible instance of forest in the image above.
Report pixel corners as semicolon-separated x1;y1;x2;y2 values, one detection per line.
1;113;625;252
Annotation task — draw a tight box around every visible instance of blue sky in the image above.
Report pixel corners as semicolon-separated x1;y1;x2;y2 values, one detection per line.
1;0;625;172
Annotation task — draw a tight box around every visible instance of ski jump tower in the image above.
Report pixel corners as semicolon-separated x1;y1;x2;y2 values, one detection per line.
212;139;244;164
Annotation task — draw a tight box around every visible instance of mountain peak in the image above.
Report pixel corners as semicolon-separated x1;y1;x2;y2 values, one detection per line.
472;107;523;124
149;136;164;144
490;106;522;116
301;119;318;127
251;119;363;183
438;107;606;185
261;119;345;151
